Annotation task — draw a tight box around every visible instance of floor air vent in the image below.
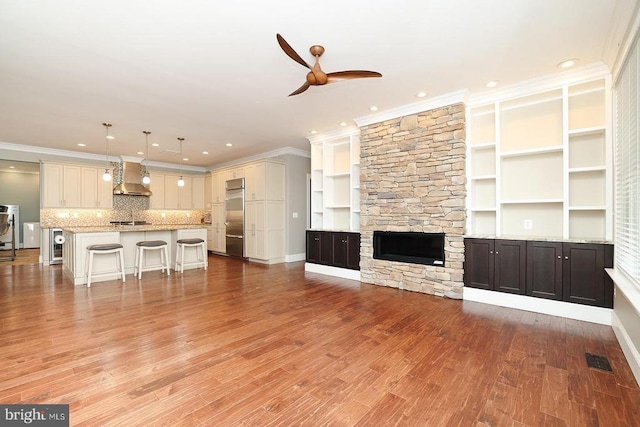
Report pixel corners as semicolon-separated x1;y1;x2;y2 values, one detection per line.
585;353;613;372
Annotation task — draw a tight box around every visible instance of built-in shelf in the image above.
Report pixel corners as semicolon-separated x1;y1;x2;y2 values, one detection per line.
500;145;564;158
466;75;611;240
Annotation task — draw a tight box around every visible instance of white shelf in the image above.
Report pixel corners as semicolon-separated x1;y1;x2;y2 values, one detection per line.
500;145;563;158
501;199;563;204
470;208;497;212
471;142;496;150
568;206;606;211
471;175;496;181
568;166;606;173
325;172;351;178
568;126;606;136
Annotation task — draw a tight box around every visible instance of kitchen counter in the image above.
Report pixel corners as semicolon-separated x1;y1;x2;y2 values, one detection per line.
61;226;208;285
62;224;207;233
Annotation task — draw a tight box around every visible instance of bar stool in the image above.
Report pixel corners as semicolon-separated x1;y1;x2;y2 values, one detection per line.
134;240;170;279
175;238;208;273
86;243;126;288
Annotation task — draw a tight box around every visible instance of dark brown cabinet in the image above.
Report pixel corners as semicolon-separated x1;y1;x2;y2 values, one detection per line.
527;240;563;300
464;238;613;308
464;238;526;294
306;230;360;271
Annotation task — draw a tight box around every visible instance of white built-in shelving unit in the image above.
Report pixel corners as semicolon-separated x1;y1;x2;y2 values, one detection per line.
308;128;360;231
466;73;611;241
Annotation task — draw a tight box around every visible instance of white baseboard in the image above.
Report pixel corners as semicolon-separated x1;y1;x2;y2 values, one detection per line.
463;287;612;325
612;311;640;387
286;253;306;263
304;262;361;281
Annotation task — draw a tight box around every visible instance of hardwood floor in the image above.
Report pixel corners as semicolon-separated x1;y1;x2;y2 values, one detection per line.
0;248;39;266
0;255;638;426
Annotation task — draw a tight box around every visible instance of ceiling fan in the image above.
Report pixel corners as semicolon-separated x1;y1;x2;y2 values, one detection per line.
276;33;382;96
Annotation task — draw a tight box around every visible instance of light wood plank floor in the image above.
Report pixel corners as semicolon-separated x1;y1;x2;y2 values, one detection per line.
1;255;638;426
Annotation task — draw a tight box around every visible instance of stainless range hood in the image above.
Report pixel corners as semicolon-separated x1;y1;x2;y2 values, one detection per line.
113;161;152;196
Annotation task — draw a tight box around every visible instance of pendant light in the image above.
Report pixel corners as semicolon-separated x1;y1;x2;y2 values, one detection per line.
102;122;113;182
142;130;151;185
177;137;185;187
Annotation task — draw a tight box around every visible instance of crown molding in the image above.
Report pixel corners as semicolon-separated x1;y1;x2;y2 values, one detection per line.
611;0;640;81
208;146;310;171
467;62;611;107
306;126;360;144
353;90;468;127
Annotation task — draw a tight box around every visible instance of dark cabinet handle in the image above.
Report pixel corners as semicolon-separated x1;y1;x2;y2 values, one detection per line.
565;256;569;260
495;251;499;255
490;250;494;254
314;237;319;241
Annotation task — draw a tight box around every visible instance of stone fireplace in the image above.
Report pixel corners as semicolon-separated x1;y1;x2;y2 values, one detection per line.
359;103;466;299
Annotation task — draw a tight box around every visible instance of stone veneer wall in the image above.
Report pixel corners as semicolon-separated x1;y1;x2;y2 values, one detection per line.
359;103;466;299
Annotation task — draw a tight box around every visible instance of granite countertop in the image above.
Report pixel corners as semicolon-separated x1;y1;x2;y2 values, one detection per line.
62;224;207;234
464;235;613;245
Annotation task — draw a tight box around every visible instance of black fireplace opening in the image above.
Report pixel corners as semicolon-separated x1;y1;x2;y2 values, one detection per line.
373;231;445;266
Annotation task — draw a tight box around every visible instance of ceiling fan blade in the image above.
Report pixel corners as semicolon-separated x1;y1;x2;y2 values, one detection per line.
327;70;383;83
276;34;311;69
289;82;310;96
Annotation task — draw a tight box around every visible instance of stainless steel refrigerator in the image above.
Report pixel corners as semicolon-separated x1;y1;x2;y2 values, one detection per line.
225;178;245;258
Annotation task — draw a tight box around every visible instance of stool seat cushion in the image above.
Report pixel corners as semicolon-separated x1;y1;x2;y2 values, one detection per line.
136;240;168;247
177;238;205;245
87;243;123;251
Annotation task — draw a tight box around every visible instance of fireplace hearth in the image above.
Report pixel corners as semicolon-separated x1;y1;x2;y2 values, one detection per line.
373;231;445;266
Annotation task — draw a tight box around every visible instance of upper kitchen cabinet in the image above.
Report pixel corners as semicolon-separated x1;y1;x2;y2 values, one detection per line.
81;167;113;209
308;128;360;231
148;172;166;209
159;174;205;210
41;162;82;208
466;72;611;241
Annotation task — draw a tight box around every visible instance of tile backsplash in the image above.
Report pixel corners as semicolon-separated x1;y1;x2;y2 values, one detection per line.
41;206;208;228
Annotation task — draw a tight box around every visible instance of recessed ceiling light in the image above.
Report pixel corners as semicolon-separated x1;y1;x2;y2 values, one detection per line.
106;135;115;140
182;157;189;161
226;143;233;147
202;151;209;155
9;166;15;169
558;59;578;68
416;91;427;98
370;106;378;111
310;130;317;134
340;122;347;126
486;80;498;88
77;143;86;147
137;151;144;155
151;143;159;147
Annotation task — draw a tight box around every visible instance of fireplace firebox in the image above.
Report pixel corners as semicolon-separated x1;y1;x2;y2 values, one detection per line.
373;231;445;266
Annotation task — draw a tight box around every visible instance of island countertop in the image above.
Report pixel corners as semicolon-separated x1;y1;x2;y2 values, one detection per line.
62;224;208;234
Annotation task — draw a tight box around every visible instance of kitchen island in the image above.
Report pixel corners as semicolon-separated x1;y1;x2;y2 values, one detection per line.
61;225;208;286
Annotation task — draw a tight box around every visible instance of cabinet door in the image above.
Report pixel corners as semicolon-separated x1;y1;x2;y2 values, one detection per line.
562;243;612;307
42;163;64;207
211;203;226;253
63;165;82;207
494;240;526;294
192;176;205;209
332;232;348;267
526;241;563;300
149;173;165;209
178;176;193;209
463;238;495;290
97;173;114;208
205;174;212;208
164;175;180;209
244;201;257;258
346;232;360;270
81;167;99;208
306;231;322;263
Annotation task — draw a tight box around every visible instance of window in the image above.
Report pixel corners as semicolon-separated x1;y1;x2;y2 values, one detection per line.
614;30;640;288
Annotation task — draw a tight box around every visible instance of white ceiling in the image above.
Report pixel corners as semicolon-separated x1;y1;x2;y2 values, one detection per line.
0;0;636;169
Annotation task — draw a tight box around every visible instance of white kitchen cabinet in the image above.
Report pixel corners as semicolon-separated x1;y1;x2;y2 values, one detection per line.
466;75;611;241
41;162;82;208
191;176;206;209
210;203;226;253
205;174;212;208
245;161;285;201
81;167;113;208
62;231;121;285
149;172;166;209
245;200;285;263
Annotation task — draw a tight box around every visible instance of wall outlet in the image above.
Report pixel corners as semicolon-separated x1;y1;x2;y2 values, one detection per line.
524;219;533;230
292;212;299;218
